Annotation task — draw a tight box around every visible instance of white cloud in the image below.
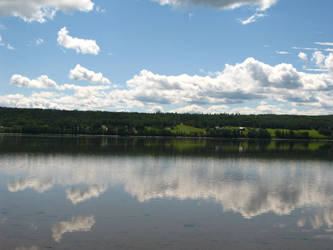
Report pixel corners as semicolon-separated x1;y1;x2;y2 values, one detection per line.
326;54;333;73
69;64;110;84
312;51;326;66
57;27;100;55
127;58;307;103
276;51;289;55
52;216;95;242
298;52;308;61
7;44;14;50
0;35;14;50
239;12;265;25
304;68;328;72
293;47;319;51
149;105;164;113
152;0;277;11
171;104;206;113
314;42;333;47
10;73;113;100
0;0;94;23
293;46;333;53
36;38;44;46
4;55;333;114
154;0;276;24
171;104;228;114
300;51;333;73
95;6;106;13
11;74;58;89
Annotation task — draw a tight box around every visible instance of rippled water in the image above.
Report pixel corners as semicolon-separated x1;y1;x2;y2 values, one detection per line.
0;135;333;249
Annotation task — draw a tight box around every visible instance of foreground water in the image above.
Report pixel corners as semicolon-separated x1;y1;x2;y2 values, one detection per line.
0;135;333;250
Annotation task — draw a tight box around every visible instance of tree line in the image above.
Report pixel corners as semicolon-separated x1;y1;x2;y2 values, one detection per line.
0;107;332;139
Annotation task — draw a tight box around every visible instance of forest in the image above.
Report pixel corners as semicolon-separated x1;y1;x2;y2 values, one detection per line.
0;107;332;139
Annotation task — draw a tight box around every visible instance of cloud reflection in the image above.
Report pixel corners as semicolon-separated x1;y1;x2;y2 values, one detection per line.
15;246;39;250
52;215;95;243
66;185;107;205
297;208;333;239
2;155;333;220
8;177;54;193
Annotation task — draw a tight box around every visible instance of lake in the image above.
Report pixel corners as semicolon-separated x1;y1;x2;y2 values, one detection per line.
0;134;333;250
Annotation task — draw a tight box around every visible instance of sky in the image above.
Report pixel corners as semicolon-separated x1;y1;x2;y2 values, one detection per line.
0;0;333;115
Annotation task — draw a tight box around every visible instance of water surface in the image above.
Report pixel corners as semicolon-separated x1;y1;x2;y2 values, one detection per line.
0;135;333;249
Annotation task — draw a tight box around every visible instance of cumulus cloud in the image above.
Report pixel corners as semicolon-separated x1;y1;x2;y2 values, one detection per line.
126;57;321;106
5;56;333;114
326;54;333;73
312;51;326;66
171;104;229;114
10;72;112;93
69;65;110;84
153;0;277;24
171;104;206;113
151;0;277;10
0;93;65;110
11;74;58;89
301;51;333;73
149;105;164;113
0;86;116;111
0;0;94;23
52;216;95;242
298;52;308;61
57;27;100;55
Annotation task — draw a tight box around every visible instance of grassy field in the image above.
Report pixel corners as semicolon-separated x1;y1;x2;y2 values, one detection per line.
266;128;328;139
166;124;207;136
145;124;329;139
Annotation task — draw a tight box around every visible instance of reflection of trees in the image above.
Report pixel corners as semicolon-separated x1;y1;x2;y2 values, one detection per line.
2;155;333;220
0;136;332;161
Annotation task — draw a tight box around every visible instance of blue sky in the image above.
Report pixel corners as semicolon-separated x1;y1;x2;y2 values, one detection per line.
1;0;333;114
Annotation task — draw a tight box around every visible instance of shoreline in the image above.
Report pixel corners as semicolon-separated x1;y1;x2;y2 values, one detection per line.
1;133;333;142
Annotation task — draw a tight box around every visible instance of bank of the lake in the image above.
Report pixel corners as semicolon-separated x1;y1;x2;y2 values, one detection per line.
1;107;332;140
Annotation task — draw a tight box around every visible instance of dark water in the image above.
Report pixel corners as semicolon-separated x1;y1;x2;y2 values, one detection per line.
0;135;333;250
